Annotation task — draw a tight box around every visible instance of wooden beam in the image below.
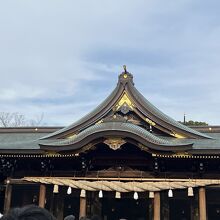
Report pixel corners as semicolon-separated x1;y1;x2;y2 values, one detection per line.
20;177;220;182
4;183;12;213
153;192;160;220
39;184;46;208
6;179;35;185
199;187;207;220
79;197;86;218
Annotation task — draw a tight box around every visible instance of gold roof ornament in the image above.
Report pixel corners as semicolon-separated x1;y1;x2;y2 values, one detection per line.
170;132;185;139
117;65;134;85
115;92;135;111
67;133;77;139
104;138;126;150
123;65;128;78
145;118;156;126
96;119;103;125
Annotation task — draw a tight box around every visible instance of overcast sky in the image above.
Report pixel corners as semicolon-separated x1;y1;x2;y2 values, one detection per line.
0;0;220;126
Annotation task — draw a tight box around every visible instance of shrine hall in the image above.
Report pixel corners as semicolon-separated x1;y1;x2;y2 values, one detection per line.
1;67;220;220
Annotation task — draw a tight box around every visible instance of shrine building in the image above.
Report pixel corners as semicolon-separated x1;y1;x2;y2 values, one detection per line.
1;67;220;220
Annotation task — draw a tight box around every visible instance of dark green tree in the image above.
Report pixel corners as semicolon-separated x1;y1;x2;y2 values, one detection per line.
179;120;208;126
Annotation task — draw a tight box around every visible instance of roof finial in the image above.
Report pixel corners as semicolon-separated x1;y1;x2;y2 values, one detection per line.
184;113;186;124
118;65;134;85
123;65;127;73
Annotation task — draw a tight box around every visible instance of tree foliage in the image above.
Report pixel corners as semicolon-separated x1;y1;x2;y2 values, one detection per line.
0;112;44;127
179;120;208;126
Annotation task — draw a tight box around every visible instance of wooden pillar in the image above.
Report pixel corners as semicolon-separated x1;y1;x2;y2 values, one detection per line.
54;187;64;220
39;184;46;208
191;189;199;220
154;192;160;220
79;197;87;218
161;191;169;220
4;182;12;213
199;187;207;220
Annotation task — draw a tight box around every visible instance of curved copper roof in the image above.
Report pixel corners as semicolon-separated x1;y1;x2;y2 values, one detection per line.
1;69;220;155
42;69;211;140
40;121;193;152
127;83;211;139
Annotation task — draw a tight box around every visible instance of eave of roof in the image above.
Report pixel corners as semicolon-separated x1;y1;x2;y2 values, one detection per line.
0;126;220;154
39;121;193;152
0;127;62;133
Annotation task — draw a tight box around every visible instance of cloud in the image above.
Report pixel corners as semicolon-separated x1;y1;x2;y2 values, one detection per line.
0;0;220;125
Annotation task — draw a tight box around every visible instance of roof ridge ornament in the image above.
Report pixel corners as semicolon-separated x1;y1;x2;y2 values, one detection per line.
118;65;134;85
123;65;127;73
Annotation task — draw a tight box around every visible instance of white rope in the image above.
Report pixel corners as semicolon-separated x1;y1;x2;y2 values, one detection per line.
23;177;220;192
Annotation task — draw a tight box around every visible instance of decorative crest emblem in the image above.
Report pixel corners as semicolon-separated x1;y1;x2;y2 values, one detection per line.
114;92;135;114
104;138;126;150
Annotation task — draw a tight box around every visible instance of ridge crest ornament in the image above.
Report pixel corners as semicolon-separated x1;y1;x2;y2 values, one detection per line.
104;138;126;150
118;65;134;85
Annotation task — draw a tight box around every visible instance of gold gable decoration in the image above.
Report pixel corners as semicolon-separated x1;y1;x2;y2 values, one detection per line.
104;138;126;150
115;92;135;111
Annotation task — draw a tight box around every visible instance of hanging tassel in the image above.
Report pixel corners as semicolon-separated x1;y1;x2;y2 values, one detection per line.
133;192;138;200
168;189;173;198
99;190;103;198
80;189;86;198
149;191;154;198
188;187;194;197
53;185;59;193
67;186;72;195
115;192;121;199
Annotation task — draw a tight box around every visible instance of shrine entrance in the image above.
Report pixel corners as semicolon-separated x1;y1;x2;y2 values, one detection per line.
101;193;150;220
169;199;191;220
168;190;194;220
